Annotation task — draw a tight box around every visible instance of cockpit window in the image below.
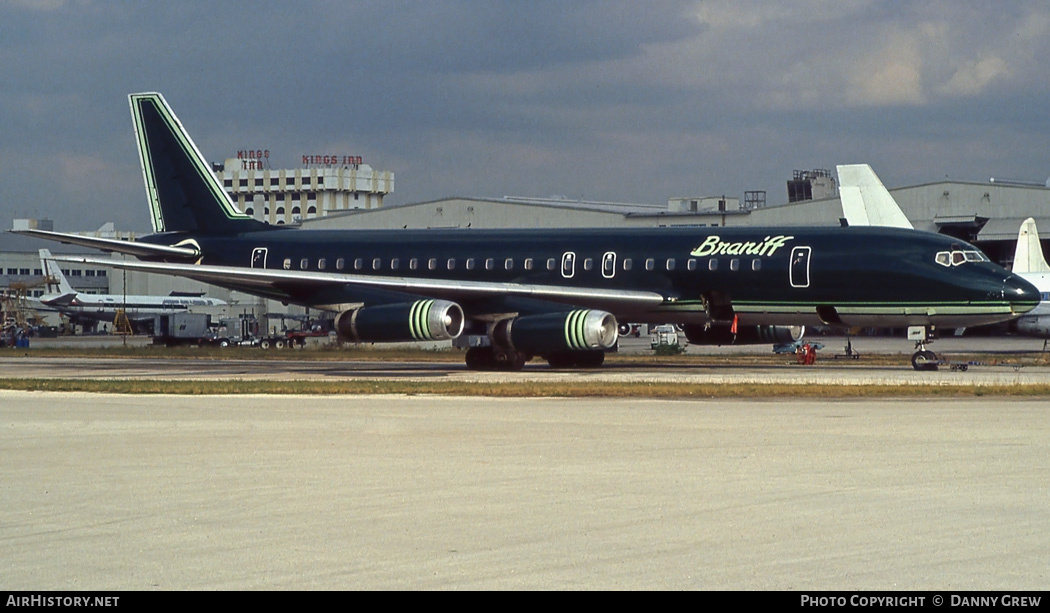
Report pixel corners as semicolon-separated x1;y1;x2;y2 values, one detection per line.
936;250;989;267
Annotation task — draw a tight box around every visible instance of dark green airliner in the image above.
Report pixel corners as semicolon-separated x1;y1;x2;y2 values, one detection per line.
19;93;1039;371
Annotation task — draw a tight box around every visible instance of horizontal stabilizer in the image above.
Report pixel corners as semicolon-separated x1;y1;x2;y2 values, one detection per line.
1012;217;1050;274
836;164;913;229
12;229;200;259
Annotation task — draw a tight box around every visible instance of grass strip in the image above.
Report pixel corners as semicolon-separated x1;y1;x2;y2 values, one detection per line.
10;345;1045;368
3;378;1050;397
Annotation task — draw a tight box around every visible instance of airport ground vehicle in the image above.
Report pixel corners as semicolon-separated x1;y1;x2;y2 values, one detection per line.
650;325;679;350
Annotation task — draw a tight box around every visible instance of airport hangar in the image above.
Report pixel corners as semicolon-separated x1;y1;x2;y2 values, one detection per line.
6;167;1050;329
298;170;1049;270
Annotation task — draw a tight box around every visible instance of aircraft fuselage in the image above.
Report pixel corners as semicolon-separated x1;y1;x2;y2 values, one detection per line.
141;224;1037;329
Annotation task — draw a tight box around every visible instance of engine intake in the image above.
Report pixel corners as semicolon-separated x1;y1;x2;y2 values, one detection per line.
683;324;804;346
490;309;618;355
336;300;465;343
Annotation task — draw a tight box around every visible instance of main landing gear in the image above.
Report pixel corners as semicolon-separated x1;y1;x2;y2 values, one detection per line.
464;346;528;371
463;347;606;371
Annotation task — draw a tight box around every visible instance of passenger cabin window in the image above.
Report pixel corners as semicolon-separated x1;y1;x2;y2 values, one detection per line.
391;258;400;270
300;258;309;270
546;258;557;271
336;258;345;270
283;258;291;270
485;258;495;271
730;258;740;271
466;258;475;270
583;258;593;271
354;258;363;271
373;258;382;270
524;258;534;271
428;258;437;270
666;259;675;271
447;258;456;270
752;259;761;271
645;258;655;271
623;258;633;271
709;259;718;271
318;258;326;270
410;258;418;270
504;258;513;270
687;259;697;271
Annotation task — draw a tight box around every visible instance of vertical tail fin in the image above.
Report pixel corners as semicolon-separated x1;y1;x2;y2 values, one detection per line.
836;164;914;229
129;93;273;235
39;249;75;296
1012;218;1050;274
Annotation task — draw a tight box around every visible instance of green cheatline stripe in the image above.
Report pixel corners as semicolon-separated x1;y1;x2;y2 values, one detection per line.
657;301;1032;313
131;102;165;232
410;300;435;341
664;299;1033;307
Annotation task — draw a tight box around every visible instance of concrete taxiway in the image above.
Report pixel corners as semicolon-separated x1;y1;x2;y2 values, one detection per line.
2;392;1048;590
9;333;1050;387
4;354;1050;387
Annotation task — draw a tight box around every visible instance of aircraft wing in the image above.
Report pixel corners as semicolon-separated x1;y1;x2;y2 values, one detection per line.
11;229;200;259
54;255;672;312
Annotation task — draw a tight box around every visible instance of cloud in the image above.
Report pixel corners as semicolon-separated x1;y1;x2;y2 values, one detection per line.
5;1;1050;235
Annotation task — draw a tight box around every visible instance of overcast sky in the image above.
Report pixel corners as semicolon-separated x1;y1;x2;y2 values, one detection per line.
3;0;1050;234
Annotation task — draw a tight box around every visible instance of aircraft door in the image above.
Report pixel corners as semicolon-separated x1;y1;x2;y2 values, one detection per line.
601;252;616;278
561;252;576;278
789;246;811;288
251;247;268;268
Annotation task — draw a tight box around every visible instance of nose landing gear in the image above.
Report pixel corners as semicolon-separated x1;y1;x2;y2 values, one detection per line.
909;326;939;371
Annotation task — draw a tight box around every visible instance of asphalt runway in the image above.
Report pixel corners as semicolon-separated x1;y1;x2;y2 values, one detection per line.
2;392;1048;590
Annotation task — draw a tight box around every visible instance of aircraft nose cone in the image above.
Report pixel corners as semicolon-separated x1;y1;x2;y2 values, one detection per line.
1005;274;1040;315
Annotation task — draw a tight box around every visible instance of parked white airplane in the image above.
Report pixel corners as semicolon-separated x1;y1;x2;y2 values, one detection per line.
1008;218;1050;338
38;249;225;330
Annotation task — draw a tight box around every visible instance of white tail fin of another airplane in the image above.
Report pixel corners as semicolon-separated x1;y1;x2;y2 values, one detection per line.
39;249;76;296
836;164;914;229
1012;217;1050;274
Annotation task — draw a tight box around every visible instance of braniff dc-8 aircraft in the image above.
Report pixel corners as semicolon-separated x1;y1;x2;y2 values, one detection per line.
36;248;225;332
14;93;1039;370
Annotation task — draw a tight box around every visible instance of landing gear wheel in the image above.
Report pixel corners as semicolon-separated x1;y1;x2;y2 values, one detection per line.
466;347;528;371
546;352;576;369
465;347;493;370
911;350;939;371
575;350;605;368
545;350;605;369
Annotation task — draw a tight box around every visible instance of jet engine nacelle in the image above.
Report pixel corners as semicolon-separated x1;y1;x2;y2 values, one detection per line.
1014;315;1050;338
490;309;618;355
335;299;465;343
683;324;804;346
